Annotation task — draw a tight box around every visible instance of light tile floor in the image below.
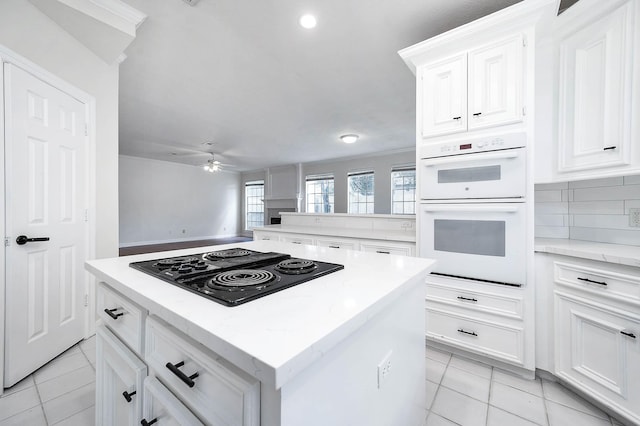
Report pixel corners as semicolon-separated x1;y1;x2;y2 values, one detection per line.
0;339;630;426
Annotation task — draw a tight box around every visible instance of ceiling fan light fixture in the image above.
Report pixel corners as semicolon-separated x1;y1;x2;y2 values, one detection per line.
340;134;359;144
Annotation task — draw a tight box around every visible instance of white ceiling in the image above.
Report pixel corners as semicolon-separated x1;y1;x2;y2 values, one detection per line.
118;0;565;172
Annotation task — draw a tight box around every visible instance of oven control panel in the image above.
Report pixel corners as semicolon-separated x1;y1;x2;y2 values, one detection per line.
420;132;526;159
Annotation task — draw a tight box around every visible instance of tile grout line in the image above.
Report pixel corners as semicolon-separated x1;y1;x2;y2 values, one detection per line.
31;376;50;426
485;367;494;425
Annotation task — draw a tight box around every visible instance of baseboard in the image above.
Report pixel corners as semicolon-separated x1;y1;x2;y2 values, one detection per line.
119;234;244;248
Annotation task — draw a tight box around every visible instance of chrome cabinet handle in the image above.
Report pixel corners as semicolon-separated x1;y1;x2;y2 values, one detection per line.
577;277;607;286
104;308;124;320
457;296;478;303
457;328;478;337
166;361;199;388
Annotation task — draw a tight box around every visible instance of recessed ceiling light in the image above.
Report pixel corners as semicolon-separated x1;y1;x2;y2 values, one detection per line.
299;14;317;29
340;134;359;144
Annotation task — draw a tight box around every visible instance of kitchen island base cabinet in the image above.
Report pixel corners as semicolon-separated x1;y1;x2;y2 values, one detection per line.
96;325;147;426
142;376;204;426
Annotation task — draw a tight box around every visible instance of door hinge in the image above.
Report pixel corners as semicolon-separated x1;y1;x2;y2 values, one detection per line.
4;237;9;247
84;209;89;222
523;36;527;47
84;124;88;136
84;294;89;307
522;106;526;116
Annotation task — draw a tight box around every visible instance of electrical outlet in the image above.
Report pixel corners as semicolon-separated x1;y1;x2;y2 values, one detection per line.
630;208;640;228
377;351;393;389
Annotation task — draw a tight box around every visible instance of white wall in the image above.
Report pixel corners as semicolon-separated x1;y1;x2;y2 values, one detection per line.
0;0;120;259
535;175;640;246
119;156;242;246
301;149;415;214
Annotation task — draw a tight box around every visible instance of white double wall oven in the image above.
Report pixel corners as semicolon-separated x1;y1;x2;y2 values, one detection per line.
419;133;527;287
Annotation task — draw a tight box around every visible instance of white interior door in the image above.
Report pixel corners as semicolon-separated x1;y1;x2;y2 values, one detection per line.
4;63;88;387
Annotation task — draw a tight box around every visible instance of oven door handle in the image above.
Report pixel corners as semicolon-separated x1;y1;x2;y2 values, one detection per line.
422;205;520;213
422;150;521;167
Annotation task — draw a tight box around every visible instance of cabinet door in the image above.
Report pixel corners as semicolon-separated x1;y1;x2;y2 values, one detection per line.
468;35;523;130
555;292;640;424
419;54;467;138
96;325;147;426
141;376;204;426
557;2;634;173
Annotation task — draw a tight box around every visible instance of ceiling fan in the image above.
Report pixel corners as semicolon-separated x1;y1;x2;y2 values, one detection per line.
203;153;222;173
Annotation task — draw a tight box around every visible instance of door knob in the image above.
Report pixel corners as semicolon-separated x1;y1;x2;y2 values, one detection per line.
16;235;50;245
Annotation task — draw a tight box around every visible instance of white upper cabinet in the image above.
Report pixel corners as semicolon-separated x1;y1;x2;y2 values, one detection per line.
420;54;467;137
468;36;523;131
554;0;640;179
419;35;523;139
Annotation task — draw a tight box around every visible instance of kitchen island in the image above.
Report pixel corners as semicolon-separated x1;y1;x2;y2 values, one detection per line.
86;240;435;425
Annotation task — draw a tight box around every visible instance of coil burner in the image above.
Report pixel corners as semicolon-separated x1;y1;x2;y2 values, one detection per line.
207;269;276;290
155;256;200;268
204;248;254;260
274;258;318;275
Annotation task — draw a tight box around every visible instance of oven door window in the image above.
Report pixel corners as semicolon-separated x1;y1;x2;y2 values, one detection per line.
434;219;505;257
437;165;501;183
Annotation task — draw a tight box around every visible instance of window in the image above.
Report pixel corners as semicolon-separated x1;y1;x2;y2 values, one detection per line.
348;171;374;214
391;168;416;214
245;180;264;230
306;175;334;213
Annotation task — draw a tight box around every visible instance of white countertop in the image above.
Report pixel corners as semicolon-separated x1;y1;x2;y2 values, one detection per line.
535;238;640;268
86;241;435;389
253;225;416;243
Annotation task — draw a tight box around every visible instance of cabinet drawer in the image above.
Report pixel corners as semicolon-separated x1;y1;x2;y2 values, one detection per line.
252;231;280;241
142;376;204;426
281;235;314;246
360;241;414;256
426;282;523;319
145;316;260;426
316;238;359;250
554;261;640;305
97;283;146;355
426;308;524;365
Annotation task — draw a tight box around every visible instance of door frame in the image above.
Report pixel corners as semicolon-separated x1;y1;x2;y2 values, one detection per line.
0;44;97;392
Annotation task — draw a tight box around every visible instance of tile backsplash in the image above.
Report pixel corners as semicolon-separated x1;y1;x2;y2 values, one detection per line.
535;175;640;246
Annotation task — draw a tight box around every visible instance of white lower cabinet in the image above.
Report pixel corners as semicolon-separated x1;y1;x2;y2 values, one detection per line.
360;240;414;256
141;376;204;426
145;316;260;426
96;325;147;426
315;237;359;250
555;292;640;424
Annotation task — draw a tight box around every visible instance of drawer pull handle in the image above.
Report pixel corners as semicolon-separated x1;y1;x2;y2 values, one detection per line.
621;330;636;339
141;418;158;426
376;250;390;254
603;146;617;151
329;245;340;249
291;241;302;244
166;361;199;388
457;296;478;303
122;390;136;403
577;277;607;286
472;112;482;116
457;328;478;337
452;116;462;120
104;308;124;320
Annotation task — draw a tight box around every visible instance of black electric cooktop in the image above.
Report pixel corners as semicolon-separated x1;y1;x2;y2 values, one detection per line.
129;248;344;306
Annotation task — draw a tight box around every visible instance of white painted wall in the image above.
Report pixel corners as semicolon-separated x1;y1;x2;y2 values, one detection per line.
0;0;120;258
119;156;242;246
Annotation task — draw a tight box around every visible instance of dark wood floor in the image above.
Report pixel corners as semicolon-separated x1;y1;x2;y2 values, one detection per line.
119;236;253;256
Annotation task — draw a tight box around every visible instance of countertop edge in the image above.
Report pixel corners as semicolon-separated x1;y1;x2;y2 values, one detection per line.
534;238;640;268
253;225;416;243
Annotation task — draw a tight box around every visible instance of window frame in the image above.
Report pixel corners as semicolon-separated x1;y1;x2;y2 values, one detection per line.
391;167;416;215
305;174;335;213
244;180;264;230
347;171;375;214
